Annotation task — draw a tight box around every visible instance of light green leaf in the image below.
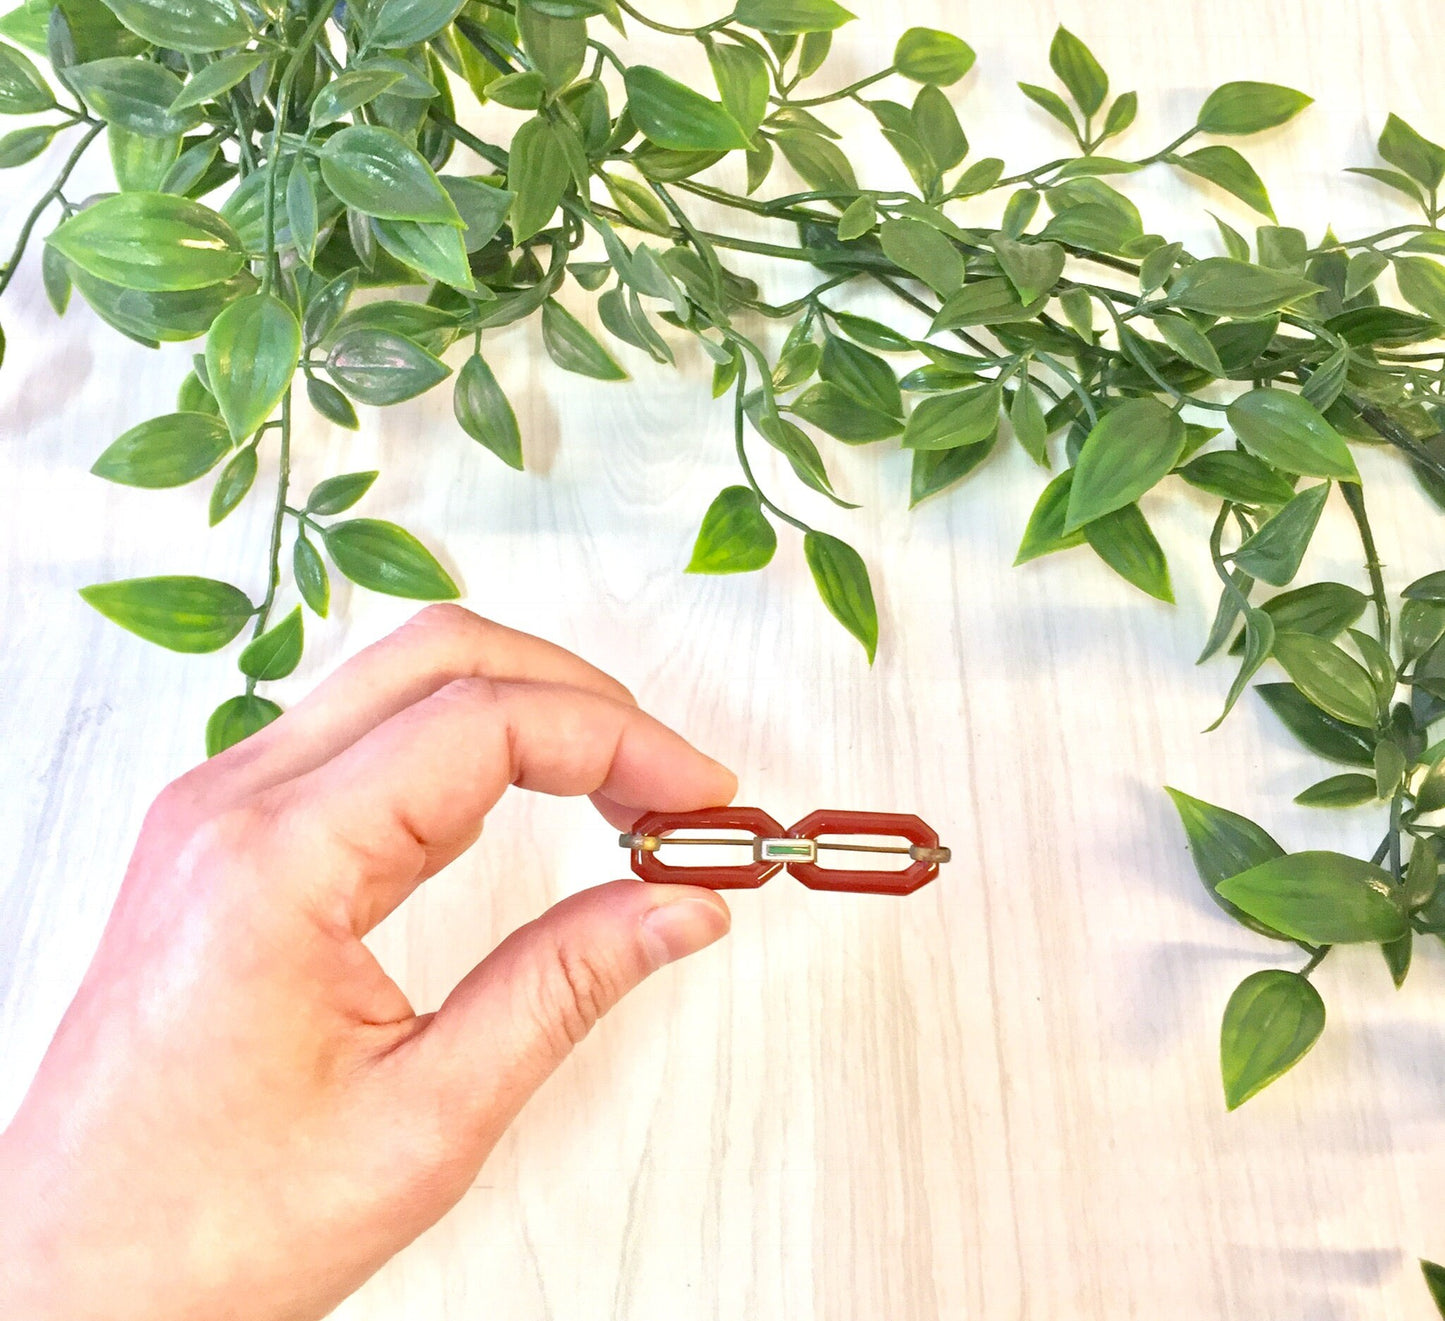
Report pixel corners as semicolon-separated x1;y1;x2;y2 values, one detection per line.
624;65;749;152
0;37;52;111
69;56;200;135
541;297;627;380
369;0;465;49
1014;469;1086;564
206;693;282;756
1064;398;1185;530
990;232;1064;304
323;518;459;600
1196;81;1312;135
319;124;461;225
91;410;230;487
205;292;300;441
1394;255;1445;323
168;49;264;112
686;485;776;574
1271;631;1380;728
1174;145;1274;220
1294;774;1377;808
208;445;256;524
371;216;473;287
893;27;973;85
237;605;303;680
878;216;963;294
1048;26;1106;116
80;575;253;652
1229;482;1330;586
1082;503;1173;602
804;530;876;662
310;65;405;127
1378;113;1445;190
1168;257;1320;318
1227;388;1358;481
507;115;572;243
731;0;855;35
516;5;585;90
293;534;329;617
102;0;248;53
305;470;377;515
791;382;900;442
707;38;768;136
902;383;1000;450
1220;970;1325;1109
1216;851;1406;944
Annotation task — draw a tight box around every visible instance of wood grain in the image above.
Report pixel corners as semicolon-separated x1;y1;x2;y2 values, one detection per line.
4;2;1445;1317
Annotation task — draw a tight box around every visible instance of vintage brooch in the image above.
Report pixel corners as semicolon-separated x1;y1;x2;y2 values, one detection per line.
619;807;950;896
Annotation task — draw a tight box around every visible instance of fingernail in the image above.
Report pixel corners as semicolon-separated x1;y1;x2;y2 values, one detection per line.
639;895;730;970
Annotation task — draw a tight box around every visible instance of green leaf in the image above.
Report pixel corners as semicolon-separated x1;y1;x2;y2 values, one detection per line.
293;534;329;617
1009;377;1048;465
732;0;855;34
1048;26;1106;116
774;127;856;193
831;310;912;353
101;0;248;53
1220;970;1325;1110
0;121;52;165
91;410;230;487
1422;1261;1445;1319
686;485;776;574
1163;786;1290;938
205;293;300;441
237;605;303;681
791;382;900;442
819;335;900;417
1178;450;1295;507
1271;632;1380;728
310;66;405;127
902;383;1000;451
208;445;255;524
443;175;514;251
1227;388;1358;481
41;243;71;313
1405;570;1445;604
878;216;963;294
1230;582;1367;653
1208;606;1274;730
80;574;252;652
370;216;473;288
989;233;1065;304
834;193;875;241
1394;256;1445;323
1102;91;1137;140
47;190;243;292
803;530;876;662
707;38;768;136
1229;482;1330;586
540;297;627;380
307;375;358;429
319;125;461;226
1196;82;1312;135
323;518;459;600
1064;398;1185;530
912;83;966;171
453;352;523;469
893;27;973;85
326;327;450;405
1294;773;1377;808
1168;257;1320;318
909;436;995;507
0;37;52;111
624;65;749;152
1256;681;1375;765
286;163;318;266
1301;345;1349;412
369;0;466;49
206;693;282;757
1216;851;1406;944
930;276;1040;332
1014;469;1086;564
305;470;377;515
1018;81;1077;137
1378;113;1445;191
1173;145;1274;220
507;115;572;243
1082;503;1173;602
168;50;264;112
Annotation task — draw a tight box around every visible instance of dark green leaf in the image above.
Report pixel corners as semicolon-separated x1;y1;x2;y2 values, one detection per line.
80;574;252;652
877;216;963;294
1229;482;1330;586
803;530;876;662
1227;388;1358;481
791;382;900;442
540;296;627;380
306;470;377;515
237;605;303;681
1272;631;1380;728
909;435;995;507
205;292;300;441
1164;786;1290;938
286;162;317;267
1009;377;1048;465
370;216;473;288
1179;450;1295;506
1216;851;1406;944
1230;582;1367;654
893;26;973;85
507;114;572;243
307;375;359;429
686;485;776;573
902;383;1000;451
0;36;51;111
91;409;230;487
1196;82;1312;135
1102;91;1137;140
912;83;966;171
1048;26;1106;116
1065;398;1185;529
48;191;243;291
310;66;405;126
1014;469;1086;564
1208;606;1274;730
1256;681;1375;765
1220;970;1325;1110
990;233;1064;304
326;327;450;405
453;352;523;469
293;533;329;617
1083;502;1173;602
1378;113;1445;191
69;58;199;136
1295;773;1377;808
930;277;1041;331
1405;570;1445;605
0;121;53;165
323;518;459;600
168;49;264;112
1168;257;1319;318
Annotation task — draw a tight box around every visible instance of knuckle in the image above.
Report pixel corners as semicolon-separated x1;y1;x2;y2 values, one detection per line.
406;601;486;640
537;941;623;1054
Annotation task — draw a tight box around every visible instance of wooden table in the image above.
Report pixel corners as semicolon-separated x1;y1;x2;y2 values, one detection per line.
4;2;1445;1316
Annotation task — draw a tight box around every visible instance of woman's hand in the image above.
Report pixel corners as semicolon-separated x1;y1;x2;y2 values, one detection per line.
0;605;735;1321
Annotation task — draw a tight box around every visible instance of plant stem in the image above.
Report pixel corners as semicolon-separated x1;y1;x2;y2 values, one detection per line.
1340;480;1390;646
728;355;809;536
0;121;104;299
1301;945;1330;976
246;386;293;694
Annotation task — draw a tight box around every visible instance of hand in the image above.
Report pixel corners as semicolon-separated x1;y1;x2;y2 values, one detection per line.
0;605;735;1321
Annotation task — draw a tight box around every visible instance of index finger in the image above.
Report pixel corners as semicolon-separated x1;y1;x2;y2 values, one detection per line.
267;675;736;935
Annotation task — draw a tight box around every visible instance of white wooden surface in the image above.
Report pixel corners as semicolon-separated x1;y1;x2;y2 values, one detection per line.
5;2;1445;1316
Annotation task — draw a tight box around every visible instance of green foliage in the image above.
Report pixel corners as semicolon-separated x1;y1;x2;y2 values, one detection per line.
2;5;1444;1137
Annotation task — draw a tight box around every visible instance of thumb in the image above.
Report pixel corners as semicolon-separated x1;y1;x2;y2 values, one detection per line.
398;879;729;1150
